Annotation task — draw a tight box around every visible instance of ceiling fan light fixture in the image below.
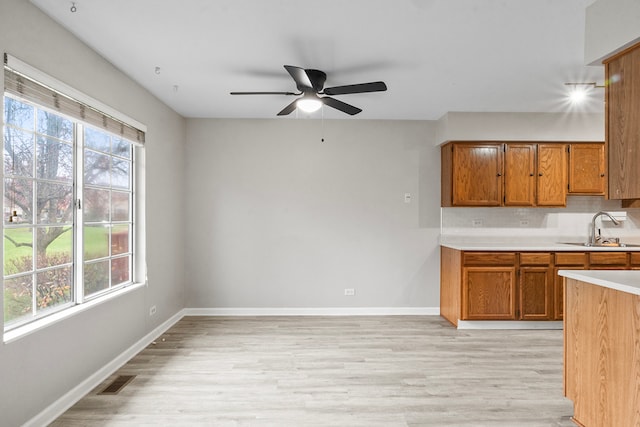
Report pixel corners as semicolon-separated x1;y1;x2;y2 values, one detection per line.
297;96;322;113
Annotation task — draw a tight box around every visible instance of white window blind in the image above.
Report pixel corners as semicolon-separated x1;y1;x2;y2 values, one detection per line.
3;54;145;144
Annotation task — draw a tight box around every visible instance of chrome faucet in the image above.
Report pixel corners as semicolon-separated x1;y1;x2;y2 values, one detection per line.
588;211;620;246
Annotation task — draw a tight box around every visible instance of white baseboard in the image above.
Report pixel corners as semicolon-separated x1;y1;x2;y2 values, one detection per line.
456;320;563;330
25;309;186;427
183;307;440;316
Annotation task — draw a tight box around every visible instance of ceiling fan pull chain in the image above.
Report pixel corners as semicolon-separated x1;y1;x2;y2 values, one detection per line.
321;106;325;142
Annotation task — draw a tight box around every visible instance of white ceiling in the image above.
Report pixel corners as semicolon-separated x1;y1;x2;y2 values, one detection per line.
31;0;602;120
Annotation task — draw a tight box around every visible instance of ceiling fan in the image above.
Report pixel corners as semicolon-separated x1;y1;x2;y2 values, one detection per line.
230;65;387;116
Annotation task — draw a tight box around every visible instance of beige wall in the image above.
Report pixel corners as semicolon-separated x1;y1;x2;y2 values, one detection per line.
436;112;604;143
185;118;441;310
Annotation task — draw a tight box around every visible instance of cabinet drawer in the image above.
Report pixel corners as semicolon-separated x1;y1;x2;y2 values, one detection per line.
555;252;587;266
520;252;551;266
463;252;516;266
630;252;640;266
589;252;628;266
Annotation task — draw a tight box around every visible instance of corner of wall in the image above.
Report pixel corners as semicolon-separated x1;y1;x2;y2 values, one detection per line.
434;112;449;145
585;0;640;64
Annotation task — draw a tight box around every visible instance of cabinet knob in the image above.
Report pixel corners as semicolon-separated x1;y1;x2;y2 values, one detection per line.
600;173;605;177
497;173;502;177
530;173;534;177
539;173;543;176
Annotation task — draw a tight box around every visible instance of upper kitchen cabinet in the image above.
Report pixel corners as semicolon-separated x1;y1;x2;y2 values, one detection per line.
441;142;503;207
504;144;536;206
568;143;606;195
605;42;640;200
536;144;567;206
504;143;567;207
442;141;569;207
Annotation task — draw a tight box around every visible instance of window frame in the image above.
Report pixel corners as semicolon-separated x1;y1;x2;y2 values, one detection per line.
3;94;138;331
3;95;77;327
79;122;135;304
2;56;146;339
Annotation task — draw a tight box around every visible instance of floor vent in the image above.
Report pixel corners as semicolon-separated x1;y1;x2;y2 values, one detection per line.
98;375;136;395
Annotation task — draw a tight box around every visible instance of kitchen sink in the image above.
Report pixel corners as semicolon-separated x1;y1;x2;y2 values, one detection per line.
558;242;640;248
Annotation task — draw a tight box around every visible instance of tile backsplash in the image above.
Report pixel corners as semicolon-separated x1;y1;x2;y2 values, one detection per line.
441;196;640;241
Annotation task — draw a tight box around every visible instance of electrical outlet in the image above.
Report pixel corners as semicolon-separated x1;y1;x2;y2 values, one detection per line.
344;288;355;296
472;219;483;227
404;193;411;203
149;305;157;316
519;219;529;227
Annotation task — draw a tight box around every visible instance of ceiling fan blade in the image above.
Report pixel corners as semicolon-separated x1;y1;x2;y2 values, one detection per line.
323;81;387;96
277;99;299;116
321;97;362;115
230;91;299;95
284;65;313;91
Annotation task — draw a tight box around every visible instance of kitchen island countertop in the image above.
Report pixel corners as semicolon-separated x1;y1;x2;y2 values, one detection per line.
558;269;640;296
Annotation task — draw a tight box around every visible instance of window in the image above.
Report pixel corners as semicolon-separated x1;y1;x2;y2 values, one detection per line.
82;126;133;298
4;98;75;323
3;58;144;332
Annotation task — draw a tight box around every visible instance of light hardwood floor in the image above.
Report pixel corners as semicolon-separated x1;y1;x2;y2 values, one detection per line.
51;316;574;426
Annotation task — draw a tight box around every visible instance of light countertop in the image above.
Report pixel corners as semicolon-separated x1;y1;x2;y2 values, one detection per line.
558;270;640;296
439;235;640;251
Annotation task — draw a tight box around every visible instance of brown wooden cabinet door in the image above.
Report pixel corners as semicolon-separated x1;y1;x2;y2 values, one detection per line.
462;266;516;320
537;144;567;207
520;267;552;320
504;144;535;206
606;44;640;199
452;144;503;206
568;143;605;194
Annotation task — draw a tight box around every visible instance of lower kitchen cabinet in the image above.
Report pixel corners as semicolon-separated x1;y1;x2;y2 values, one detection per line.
440;247;636;326
460;251;549;322
442;248;540;324
460;252;517;320
519;252;553;320
463;266;516;320
520;267;552;320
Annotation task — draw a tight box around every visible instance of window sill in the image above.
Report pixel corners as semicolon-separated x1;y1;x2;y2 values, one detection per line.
3;282;146;344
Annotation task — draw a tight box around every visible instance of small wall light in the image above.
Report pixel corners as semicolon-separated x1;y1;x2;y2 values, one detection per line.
564;82;603;104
